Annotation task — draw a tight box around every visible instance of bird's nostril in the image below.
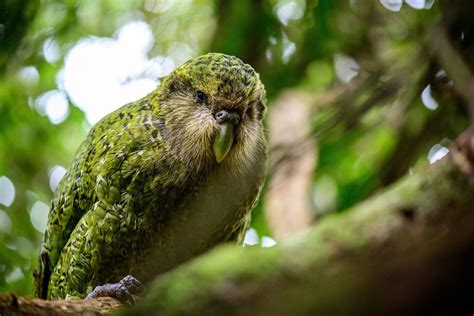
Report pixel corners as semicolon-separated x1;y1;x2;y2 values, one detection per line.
215;110;228;123
215;110;240;126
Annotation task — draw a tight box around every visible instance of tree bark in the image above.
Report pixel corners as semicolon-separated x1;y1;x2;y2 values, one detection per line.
0;294;122;315
2;131;473;316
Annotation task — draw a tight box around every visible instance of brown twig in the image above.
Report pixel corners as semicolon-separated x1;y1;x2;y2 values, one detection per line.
0;294;125;316
430;23;474;122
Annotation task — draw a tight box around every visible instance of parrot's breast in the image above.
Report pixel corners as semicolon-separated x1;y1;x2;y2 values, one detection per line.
146;160;264;275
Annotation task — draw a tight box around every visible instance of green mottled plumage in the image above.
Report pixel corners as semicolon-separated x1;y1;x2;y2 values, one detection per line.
35;53;267;299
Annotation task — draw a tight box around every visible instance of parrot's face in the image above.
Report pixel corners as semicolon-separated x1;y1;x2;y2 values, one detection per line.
158;53;266;171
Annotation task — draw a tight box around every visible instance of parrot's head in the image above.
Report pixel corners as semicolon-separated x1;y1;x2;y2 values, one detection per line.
157;53;267;172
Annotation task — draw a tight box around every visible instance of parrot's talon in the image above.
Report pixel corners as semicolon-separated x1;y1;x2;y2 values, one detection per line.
86;275;145;305
120;275;146;295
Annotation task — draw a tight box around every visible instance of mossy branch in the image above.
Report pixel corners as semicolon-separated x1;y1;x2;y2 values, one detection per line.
130;131;474;315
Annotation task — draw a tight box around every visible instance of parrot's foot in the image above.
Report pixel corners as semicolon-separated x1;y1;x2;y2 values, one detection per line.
86;275;146;304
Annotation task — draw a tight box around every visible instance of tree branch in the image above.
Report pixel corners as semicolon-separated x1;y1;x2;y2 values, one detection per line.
430;23;474;121
265;91;317;239
0;294;122;315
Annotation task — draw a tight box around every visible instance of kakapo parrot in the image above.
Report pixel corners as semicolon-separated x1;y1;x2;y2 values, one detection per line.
35;53;267;301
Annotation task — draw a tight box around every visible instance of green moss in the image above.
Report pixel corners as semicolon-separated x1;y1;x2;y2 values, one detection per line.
129;158;474;315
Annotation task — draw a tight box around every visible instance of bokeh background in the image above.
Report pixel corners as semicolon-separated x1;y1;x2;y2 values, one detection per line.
0;0;469;296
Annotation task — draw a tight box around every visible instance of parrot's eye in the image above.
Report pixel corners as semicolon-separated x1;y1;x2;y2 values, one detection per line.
195;91;207;104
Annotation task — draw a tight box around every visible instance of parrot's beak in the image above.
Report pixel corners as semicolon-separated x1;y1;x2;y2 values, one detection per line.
213;122;234;163
212;109;240;163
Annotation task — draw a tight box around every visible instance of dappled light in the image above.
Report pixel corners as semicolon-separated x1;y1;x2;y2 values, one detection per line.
244;227;277;248
379;0;434;12
421;84;439;110
0;176;15;207
29;201;49;233
275;0;305;26
62;21;165;124
333;54;360;83
48;165;66;192
0;210;12;235
427;142;449;164
35;90;70;124
243;227;260;246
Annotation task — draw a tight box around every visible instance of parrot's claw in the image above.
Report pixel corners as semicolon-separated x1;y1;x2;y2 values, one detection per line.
86;275;146;305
